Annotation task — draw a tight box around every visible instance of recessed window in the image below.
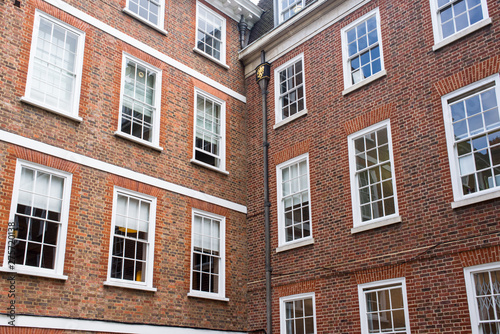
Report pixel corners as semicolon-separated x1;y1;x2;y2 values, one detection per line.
341;8;384;90
348;120;399;228
430;0;489;46
126;0;164;27
192;89;226;171
190;209;226;300
464;262;500;334
2;161;72;277
196;2;226;64
23;11;85;119
277;153;312;247
106;188;156;289
277;0;305;24
280;293;317;334
117;54;162;148
442;75;500;203
274;54;306;126
358;278;411;334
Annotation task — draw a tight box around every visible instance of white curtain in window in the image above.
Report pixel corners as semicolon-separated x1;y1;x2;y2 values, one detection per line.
115;195;149;232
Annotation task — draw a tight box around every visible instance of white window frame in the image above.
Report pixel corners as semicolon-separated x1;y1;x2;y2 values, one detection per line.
191;88;227;174
276;153;313;251
358;278;411;334
273;54;307;129
1;160;72;280
442;74;500;208
464;262;500;334
275;0;305;25
348;120;400;233
123;0;167;35
194;2;227;68
279;292;317;334
21;10;86;122
340;8;386;94
188;208;227;301
104;187;157;292
116;53;163;151
429;0;490;51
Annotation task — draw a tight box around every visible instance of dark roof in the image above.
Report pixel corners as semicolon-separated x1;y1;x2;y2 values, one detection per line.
248;0;317;44
248;0;274;44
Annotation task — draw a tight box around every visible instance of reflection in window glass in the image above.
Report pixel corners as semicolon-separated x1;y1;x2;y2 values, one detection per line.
437;0;484;39
449;84;500;195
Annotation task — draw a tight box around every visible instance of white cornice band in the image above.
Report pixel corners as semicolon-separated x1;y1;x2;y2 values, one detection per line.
0;130;247;214
42;0;246;103
205;0;263;28
0;314;246;334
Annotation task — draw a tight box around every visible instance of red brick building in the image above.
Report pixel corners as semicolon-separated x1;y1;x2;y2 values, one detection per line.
0;0;262;332
241;0;500;333
1;0;500;333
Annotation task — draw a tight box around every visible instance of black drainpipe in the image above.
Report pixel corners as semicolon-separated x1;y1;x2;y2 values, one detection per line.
238;16;248;49
255;51;272;334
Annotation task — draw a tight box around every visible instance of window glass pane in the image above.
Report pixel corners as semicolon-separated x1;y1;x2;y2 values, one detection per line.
111;192;152;282
353;126;395;223
13;166;67;271
450;84;500;196
346;14;381;85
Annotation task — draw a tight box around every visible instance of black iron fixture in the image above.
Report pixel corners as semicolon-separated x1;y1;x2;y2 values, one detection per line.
255;51;272;334
238;15;249;49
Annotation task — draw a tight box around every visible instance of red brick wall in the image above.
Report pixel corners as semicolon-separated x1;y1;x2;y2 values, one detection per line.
0;0;249;331
245;0;500;332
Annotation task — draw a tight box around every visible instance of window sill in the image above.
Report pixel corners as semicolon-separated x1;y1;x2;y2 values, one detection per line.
187;292;229;302
276;237;314;253
122;8;168;35
351;215;402;234
193;48;229;70
103;280;157;292
114;131;163;151
342;70;387;96
273;109;308;129
451;189;500;209
433;18;492;51
20;97;83;122
190;159;229;175
0;266;68;280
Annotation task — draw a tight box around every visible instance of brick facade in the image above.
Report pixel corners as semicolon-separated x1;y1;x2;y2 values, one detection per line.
1;0;500;333
244;0;500;333
0;0;250;332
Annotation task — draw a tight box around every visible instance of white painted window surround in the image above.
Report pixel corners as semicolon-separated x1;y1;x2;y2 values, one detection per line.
276;153;313;249
348;120;400;232
464;262;500;334
104;187;157;292
358;278;411;334
192;88;227;173
274;54;307;128
429;0;490;51
195;2;227;68
276;0;305;25
1;160;72;280
123;0;167;35
116;53;162;151
341;8;385;93
280;292;317;334
189;209;227;301
442;74;500;208
22;10;85;122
